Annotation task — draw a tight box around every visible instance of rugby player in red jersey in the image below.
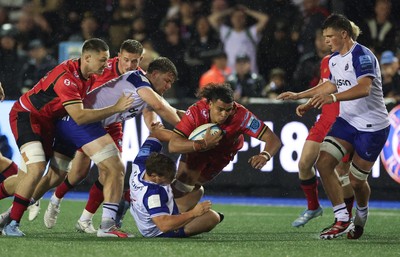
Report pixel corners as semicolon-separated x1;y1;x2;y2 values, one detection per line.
168;83;281;212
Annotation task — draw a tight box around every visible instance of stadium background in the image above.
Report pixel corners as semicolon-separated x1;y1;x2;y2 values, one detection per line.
1;99;399;201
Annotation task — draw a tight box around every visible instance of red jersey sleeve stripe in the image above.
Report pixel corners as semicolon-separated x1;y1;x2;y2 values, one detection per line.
63;100;83;107
173;128;188;138
256;125;268;140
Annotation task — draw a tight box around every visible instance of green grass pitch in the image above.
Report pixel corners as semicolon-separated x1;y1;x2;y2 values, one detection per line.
1;199;400;257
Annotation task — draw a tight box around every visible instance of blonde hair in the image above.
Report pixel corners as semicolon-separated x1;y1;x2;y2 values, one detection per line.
350;20;361;40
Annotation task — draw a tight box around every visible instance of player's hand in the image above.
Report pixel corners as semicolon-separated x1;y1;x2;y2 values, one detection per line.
248;153;270;170
115;92;134;112
296;101;313;117
192;200;212;217
0;82;5;102
202;127;223;150
276;91;299;100
310;94;333;109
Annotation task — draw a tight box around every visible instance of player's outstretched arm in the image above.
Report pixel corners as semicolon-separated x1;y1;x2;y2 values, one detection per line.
138;87;180;126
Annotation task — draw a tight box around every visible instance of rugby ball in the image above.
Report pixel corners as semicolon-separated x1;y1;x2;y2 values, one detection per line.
188;123;222;140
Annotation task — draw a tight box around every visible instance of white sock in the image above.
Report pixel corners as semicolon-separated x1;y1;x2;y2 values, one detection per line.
333;203;349;222
50;194;62;206
101;202;119;228
79;209;94;222
355;205;368;227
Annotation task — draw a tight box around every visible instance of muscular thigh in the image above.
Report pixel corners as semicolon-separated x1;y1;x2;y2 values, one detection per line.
10;105;55;158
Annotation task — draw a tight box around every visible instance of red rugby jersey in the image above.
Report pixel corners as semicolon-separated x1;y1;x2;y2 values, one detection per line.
19;59;95;119
174;99;268;153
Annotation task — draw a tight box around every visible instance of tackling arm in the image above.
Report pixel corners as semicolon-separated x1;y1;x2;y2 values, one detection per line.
64;93;134;125
138;87;180;126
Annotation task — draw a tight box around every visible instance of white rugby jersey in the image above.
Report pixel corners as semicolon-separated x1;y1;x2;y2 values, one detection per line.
84;70;151;127
129;138;179;237
329;43;389;131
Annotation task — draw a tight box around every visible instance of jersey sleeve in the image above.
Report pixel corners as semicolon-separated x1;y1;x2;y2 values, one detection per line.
238;108;267;139
352;48;377;80
173;105;198;138
53;74;85;107
143;186;170;217
126;70;152;89
133;138;163;168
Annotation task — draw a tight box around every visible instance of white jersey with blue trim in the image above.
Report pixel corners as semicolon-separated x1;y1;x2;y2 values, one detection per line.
84;70;151;127
328;43;389;131
129;138;179;237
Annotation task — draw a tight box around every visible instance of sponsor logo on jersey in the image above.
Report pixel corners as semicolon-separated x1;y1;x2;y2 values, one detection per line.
201;109;208;119
246;116;261;133
359;55;373;71
64;79;71;86
345;63;349;71
335;79;351;87
381;105;400;184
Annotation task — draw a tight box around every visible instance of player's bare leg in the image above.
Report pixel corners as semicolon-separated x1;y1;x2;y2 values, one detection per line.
82;134;129;238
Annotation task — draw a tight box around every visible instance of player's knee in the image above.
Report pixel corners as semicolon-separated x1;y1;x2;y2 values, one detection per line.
172;179;195;194
349;162;370;188
90;143;120;166
320;136;347;162
19;142;47;172
50;155;72;174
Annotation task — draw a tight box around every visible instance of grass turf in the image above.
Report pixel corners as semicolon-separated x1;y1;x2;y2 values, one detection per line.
1;199;400;257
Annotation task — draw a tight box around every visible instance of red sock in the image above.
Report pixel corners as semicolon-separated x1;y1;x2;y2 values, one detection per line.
54;177;75;199
300;176;320;210
0;162;18;183
344;196;355;218
10;194;30;222
85;180;104;214
0;183;11;200
123;189;130;202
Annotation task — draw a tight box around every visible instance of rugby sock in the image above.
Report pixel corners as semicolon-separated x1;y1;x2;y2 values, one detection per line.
50;194;62;207
355;205;368;227
10;194;30;222
85;180;104;214
54;177;75;199
0;162;18;183
344;196;355;218
300;176;320;210
79;209;94;222
0;182;11;199
101;203;119;228
333;203;349;222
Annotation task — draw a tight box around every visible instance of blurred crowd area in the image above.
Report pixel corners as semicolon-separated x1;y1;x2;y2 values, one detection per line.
0;0;400;103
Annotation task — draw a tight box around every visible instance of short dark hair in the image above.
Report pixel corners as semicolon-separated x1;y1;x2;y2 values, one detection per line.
120;39;143;55
196;83;234;103
322;14;354;39
145;152;176;181
82;38;109;53
147;57;178;80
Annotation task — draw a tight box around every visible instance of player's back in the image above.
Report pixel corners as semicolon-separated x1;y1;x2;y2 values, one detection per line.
85;70;151;126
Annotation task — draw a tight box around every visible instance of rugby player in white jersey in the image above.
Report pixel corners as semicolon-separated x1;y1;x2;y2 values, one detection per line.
129;123;221;238
277;14;389;240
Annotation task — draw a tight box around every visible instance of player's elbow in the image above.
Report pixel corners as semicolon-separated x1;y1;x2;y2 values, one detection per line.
168;141;178;153
157;224;173;233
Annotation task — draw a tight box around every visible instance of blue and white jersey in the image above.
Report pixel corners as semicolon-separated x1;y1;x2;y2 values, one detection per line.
129;138;179;237
329;43;389;131
84;70;151;126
